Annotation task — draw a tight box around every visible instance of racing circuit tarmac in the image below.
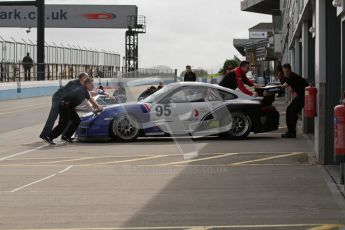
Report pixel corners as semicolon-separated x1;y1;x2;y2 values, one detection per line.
0;88;345;230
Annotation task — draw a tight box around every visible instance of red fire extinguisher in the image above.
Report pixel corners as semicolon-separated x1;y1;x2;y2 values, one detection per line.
304;84;317;118
335;96;345;162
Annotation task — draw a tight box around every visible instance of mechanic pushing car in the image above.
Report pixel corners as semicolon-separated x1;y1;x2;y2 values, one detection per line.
219;61;259;96
39;73;89;144
49;78;102;144
39;73;100;145
137;86;157;101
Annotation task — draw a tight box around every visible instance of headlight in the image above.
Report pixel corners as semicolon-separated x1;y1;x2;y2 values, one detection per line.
81;112;97;121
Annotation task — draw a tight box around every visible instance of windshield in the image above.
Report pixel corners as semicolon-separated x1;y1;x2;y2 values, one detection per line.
96;96;116;106
142;85;173;103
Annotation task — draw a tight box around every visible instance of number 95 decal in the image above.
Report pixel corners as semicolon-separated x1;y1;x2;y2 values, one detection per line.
155;105;172;117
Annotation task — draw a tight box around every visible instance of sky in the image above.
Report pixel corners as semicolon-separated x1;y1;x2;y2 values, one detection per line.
1;0;271;72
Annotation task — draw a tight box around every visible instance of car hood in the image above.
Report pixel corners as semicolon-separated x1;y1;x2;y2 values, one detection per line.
102;102;141;111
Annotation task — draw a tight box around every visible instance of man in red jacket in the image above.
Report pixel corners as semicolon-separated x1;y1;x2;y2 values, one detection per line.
219;61;257;96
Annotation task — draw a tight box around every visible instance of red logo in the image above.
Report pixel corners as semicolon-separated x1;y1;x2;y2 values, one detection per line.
82;13;116;20
193;109;199;117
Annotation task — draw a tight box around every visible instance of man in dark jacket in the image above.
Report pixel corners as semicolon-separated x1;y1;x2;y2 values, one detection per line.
22;53;33;81
277;65;288;97
137;86;157;101
281;63;309;138
184;65;196;82
39;73;100;145
219;61;257;96
50;78;99;143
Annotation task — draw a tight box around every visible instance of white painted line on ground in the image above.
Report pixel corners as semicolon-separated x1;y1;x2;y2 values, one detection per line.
10;165;73;193
255;132;284;135
188;227;210;230
34;155;155;165
229;152;304;166
89;155;169;166
58;165;73;174
183;151;199;160
147;163;309;167
0;145;46;162
9;224;340;230
10;174;57;193
14;155;155;160
157;152;239;166
37;157;99;164
308;224;345;230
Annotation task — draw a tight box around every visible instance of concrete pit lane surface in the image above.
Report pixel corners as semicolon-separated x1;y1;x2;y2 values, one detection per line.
0;91;344;230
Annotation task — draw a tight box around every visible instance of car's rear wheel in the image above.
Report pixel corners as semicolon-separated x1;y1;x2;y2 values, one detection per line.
111;114;140;141
221;111;251;139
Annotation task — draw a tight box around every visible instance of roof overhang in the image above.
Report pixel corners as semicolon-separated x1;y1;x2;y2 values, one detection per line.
241;0;280;15
233;39;250;56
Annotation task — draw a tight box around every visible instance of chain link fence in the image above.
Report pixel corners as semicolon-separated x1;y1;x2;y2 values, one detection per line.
0;36;121;82
0;62;120;82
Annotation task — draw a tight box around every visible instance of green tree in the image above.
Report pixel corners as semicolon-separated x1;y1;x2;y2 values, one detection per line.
219;59;240;74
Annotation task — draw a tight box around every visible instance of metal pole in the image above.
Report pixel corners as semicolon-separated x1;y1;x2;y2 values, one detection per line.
0;1;36;6
341;162;345;185
37;0;45;80
343;163;345;191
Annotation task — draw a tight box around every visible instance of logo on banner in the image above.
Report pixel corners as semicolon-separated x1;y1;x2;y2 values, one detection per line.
81;12;116;20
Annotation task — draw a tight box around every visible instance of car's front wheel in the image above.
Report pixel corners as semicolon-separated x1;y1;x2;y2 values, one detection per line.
111;114;140;141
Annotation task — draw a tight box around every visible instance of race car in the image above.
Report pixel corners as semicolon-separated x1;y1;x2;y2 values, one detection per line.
77;82;279;141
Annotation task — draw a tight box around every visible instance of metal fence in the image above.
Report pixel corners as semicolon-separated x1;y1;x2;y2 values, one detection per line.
0;62;118;82
121;68;177;79
0;36;121;82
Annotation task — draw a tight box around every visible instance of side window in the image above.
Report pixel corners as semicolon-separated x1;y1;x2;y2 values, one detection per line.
185;87;207;103
160;88;187;104
170;89;187;103
160;86;208;103
205;88;222;102
217;89;237;100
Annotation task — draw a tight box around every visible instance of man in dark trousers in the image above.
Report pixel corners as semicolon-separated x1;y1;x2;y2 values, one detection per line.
22;53;33;81
184;65;196;82
39;73;100;145
50;78;99;143
219;61;258;96
281;63;309;138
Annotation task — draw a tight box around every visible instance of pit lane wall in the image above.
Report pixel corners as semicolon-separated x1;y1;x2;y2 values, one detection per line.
0;76;181;101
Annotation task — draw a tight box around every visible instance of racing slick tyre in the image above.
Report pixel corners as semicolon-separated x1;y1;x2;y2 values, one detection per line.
111;114;140;142
220;111;252;140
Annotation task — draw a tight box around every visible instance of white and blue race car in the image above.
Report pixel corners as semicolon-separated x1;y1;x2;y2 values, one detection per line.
77;82;279;141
